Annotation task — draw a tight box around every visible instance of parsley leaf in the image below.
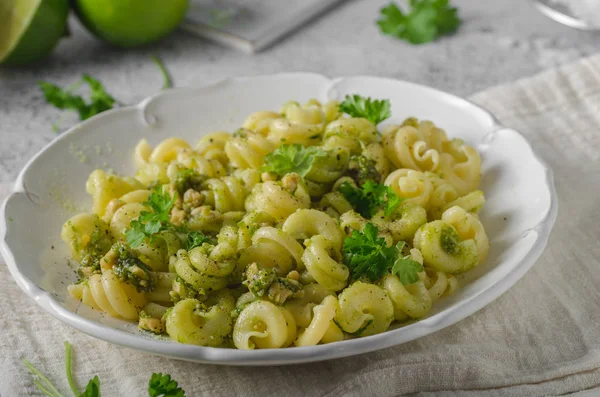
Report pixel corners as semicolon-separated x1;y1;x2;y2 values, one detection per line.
377;0;461;45
391;241;424;285
339;180;403;218
342;223;398;281
149;373;186;397
79;376;101;397
125;190;177;248
261;144;326;177
39;74;118;125
187;232;211;250
339;95;391;124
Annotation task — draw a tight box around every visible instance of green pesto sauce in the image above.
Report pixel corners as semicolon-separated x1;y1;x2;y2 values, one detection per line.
440;225;459;255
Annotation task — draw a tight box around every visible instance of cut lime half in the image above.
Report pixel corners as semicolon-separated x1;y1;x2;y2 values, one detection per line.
0;0;69;66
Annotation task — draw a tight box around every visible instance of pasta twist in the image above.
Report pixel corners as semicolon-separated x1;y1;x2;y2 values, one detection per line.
266;118;323;147
302;235;349;291
281;100;326;126
86;169;144;217
294;296;343;346
285;283;335;328
166;292;235;346
323;118;379;154
233;300;297;349
318;191;354;219
438;139;481;195
61;213;111;263
68;269;146;320
242;111;282;136
336;281;394;337
423;267;458;303
171;248;232;293
173;149;226;178
282;209;344;251
385;169;433;208
245;173;311;221
441;205;489;262
413;206;487;273
306;147;350;184
201;169;260;213
380;248;431;321
374;203;428;243
382;119;447;172
194;131;230;166
225;129;275;169
239;226;304;275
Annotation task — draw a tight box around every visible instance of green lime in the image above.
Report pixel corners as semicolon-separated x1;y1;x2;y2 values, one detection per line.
72;0;189;48
0;0;69;66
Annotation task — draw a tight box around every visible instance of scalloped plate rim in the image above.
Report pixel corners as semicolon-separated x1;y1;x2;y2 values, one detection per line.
0;73;558;365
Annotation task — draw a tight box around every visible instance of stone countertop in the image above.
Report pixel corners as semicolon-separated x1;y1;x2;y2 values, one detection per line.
0;0;598;183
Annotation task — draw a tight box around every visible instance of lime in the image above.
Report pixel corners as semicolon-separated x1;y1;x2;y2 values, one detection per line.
72;0;189;48
0;0;69;66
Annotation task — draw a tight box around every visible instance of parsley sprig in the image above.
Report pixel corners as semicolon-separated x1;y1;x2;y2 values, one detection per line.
339;180;403;218
377;0;461;45
149;373;186;397
339;95;391;125
125;190;177;248
187;232;211;250
392;241;425;284
260;144;326;177
24;341;186;397
342;223;423;283
39;75;118;129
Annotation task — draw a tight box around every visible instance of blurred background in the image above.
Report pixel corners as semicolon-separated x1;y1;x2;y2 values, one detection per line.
1;0;599;183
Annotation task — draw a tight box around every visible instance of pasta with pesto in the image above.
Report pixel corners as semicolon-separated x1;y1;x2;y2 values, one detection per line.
62;95;489;349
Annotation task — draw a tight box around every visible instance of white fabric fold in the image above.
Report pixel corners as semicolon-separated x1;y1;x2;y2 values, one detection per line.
2;54;600;396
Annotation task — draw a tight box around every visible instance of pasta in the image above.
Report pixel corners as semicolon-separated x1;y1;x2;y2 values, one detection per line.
62;96;489;349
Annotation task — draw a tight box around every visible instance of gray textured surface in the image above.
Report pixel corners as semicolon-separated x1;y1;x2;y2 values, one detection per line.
1;0;599;183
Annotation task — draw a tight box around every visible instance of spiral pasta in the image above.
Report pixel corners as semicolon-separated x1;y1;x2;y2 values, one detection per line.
225;129;275;169
68;269;146;320
233;301;296;349
62;96;490;349
336;282;394;337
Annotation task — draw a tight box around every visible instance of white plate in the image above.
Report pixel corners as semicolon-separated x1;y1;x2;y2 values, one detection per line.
0;74;558;365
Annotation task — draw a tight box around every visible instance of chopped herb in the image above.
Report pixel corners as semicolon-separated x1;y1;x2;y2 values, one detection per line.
339;180;403;218
39;74;118;128
339;95;391;124
24;341;187;396
391;241;424;285
342;223;397;281
187;232;211;250
377;0;461;45
148;373;186;397
125;189;177;248
260;144;327;177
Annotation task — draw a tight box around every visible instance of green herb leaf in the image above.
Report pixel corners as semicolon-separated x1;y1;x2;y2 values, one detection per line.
391;241;424;285
125;224;146;248
125;190;177;248
187;232;211;250
339;180;403;218
377;0;461;45
261;144;327;177
148;373;186;397
339;95;391;124
39;74;118;126
342;223;397;281
79;376;101;397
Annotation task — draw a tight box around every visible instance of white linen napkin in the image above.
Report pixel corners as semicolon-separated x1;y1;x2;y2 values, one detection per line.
2;54;600;396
